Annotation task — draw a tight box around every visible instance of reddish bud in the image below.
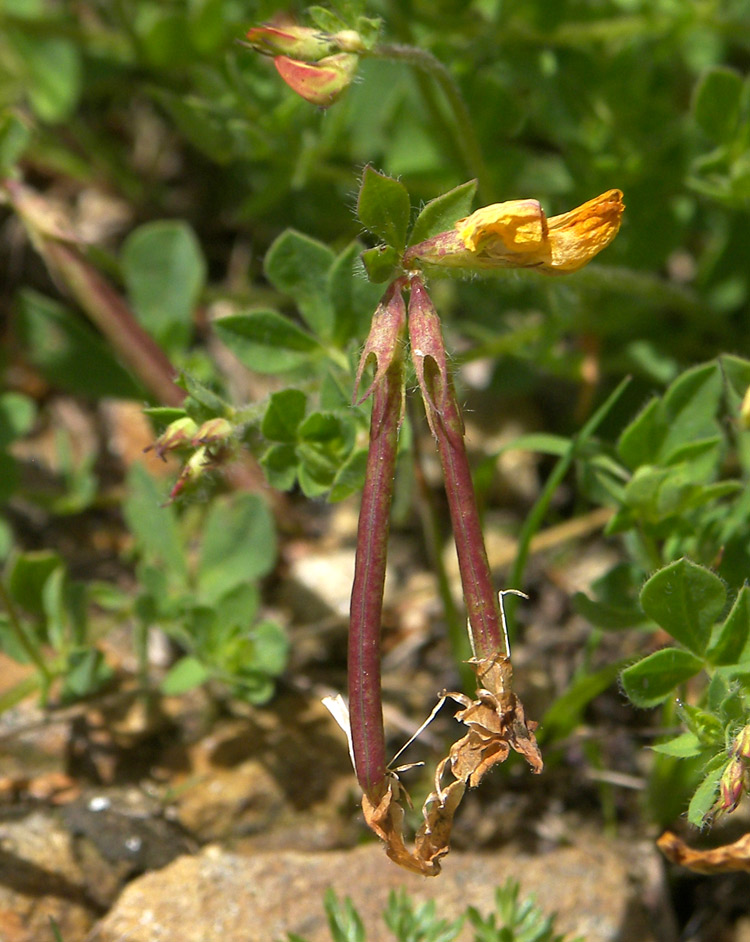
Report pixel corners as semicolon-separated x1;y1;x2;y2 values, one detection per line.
719;757;746;815
274;53;358;107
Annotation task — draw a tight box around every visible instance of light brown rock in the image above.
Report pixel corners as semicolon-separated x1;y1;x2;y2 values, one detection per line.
92;836;667;942
0;810;98;942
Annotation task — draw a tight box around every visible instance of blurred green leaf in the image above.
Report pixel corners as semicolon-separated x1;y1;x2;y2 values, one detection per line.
197;493;276;604
0;109;31;175
0;392;35;448
262;389;307;443
692;67;743;143
122;221;206;353
8;32;81;122
124;465;188;587
161;655;211;695
264;230;335;338
6;551;61;619
214;311;323;374
15;290;143;399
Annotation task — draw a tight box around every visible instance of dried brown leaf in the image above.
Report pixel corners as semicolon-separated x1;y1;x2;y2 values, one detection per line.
658;830;750;874
361;650;542;876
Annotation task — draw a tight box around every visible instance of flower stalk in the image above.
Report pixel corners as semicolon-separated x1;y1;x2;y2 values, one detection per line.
348;281;406;795
408;275;507;660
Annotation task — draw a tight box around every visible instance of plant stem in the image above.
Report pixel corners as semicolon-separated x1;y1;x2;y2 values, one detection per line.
367;43;491;200
348;355;404;795
409;278;505;660
0;579;54;691
408;397;474;691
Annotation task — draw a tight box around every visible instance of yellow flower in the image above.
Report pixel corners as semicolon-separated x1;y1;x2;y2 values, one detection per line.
406;189;624;275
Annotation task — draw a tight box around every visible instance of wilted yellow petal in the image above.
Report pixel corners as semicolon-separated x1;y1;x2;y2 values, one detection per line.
458;199;546;255
406;189;624;275
545;188;624;272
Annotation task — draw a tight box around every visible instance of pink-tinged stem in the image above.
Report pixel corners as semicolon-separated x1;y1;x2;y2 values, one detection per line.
408;276;505;660
44;240;184;407
349;283;406;795
4;179;183;407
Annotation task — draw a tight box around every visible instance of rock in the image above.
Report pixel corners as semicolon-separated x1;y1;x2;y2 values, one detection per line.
0;810;100;942
93;835;669;942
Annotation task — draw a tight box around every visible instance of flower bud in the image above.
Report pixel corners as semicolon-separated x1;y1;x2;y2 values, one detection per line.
146;417;199;460
168;445;210;501
274;53;358;107
719;756;746;814
731;724;750;762
740;387;750;429
245;24;337;61
192;417;233;448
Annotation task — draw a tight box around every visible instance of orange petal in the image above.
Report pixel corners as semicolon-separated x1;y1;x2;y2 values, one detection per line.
545;188;624;272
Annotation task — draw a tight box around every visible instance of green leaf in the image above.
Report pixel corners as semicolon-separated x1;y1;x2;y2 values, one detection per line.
211;584;260;637
264;230;335;338
161;656;211;695
574;591;645;630
327;242;383;345
679;703;724;744
7;551;62;617
61;648;113;703
15;290;142;399
707;586;750;665
214;311;322;374
651;731;703;758
0;392;35;448
360;244;400;283
409;179;477;246
0;109;31;175
9;31;81;122
122;221;206;354
329;449;368;502
617;397;662;469
262;389;307;443
249;621;288;676
640;558;726;655
687;756;726;827
152;89;238;164
179;373;228;418
693;67;743;143
260;444;298;491
0;674;41;713
720;354;750;407
197;494;276;604
659;362;722;462
621;647;704;708
357;166;411;251
123;464;188;587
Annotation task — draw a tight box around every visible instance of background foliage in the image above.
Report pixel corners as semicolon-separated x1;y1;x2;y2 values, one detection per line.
2;0;750;855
